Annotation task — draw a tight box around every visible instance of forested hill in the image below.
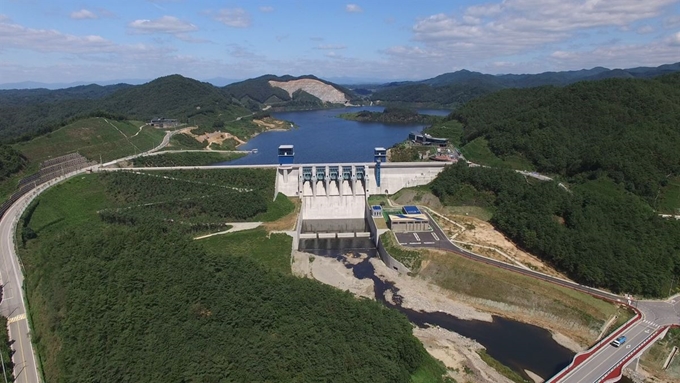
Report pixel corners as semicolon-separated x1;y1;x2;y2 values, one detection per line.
369;62;680;107
453;73;680;204
223;74;359;110
99;75;241;120
0;74;249;142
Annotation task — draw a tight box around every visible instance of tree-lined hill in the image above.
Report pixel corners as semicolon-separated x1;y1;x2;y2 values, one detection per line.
368;62;680;108
454;73;680;204
423;73;680;296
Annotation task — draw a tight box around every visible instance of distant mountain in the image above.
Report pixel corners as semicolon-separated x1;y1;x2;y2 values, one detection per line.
0;83;133;107
0;79;149;90
203;77;242;87
368;62;680;107
223;74;359;110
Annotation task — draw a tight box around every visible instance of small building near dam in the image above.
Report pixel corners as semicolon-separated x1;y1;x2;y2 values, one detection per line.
388;213;430;233
408;132;448;146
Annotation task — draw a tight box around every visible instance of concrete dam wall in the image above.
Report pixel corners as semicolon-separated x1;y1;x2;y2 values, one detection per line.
276;162;450;198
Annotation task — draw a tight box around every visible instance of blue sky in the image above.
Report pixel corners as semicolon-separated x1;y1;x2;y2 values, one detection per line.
1;0;679;84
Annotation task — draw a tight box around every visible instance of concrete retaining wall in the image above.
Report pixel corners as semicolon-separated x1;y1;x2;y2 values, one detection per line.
364;201;411;274
377;236;411;274
302;195;365;220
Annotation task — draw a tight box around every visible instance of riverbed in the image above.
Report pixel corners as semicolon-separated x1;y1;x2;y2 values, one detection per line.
296;238;575;382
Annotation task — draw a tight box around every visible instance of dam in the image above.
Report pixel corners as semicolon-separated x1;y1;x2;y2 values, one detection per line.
275;147;450;221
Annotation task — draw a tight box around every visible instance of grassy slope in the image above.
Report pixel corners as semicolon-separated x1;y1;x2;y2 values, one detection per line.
419;249;617;344
13;118;165;163
460;137;534;170
380;231;423;271
198;228;292;275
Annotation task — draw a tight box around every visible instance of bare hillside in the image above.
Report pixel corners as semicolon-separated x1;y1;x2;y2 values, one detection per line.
269;79;349;103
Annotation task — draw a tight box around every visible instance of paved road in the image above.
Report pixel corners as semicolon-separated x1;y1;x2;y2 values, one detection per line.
0;127;175;383
399;208;680;382
557;319;662;382
0;184;48;383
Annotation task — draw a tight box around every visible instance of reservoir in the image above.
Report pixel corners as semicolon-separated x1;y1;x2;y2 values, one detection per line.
225;106;450;165
300;237;575;381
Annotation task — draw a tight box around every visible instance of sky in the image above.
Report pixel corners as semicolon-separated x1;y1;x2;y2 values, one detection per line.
1;0;680;85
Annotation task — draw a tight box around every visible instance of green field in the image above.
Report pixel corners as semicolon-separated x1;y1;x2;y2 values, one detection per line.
460;137;534;170
13;117;165;163
198;228;292;275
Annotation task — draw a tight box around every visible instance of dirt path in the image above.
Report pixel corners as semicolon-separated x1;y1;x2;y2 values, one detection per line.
193;222;262;240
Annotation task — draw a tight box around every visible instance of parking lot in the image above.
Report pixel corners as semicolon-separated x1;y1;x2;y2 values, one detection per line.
394;231;443;247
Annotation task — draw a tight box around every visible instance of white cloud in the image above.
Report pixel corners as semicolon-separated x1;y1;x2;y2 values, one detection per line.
548;34;680;68
637;25;654;34
384;0;680;68
0;14;10;23
665;15;680;27
670;31;680;45
346;4;363;13
70;9;97;20
128;16;198;35
314;44;347;50
4;21;162;60
212;8;251;28
259;6;274;13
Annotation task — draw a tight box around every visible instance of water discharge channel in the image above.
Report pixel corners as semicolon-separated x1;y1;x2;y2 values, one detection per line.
299;235;575;381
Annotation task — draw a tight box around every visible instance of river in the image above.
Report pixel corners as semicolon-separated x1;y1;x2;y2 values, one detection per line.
223;106;450;165
300;237;575;381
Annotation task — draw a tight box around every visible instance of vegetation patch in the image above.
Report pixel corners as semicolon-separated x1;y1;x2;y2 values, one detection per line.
422;121;463;147
430;163;680;296
165;133;208;150
418;248;617;345
132;151;245;167
389;142;436;162
460;137;534;170
658;176;680;214
409;354;453;383
339;107;442;124
641;327;680;379
0;317;13;383
198;228;292;275
13;117;165;163
476;350;529;383
19;173;435;383
380;231;423;271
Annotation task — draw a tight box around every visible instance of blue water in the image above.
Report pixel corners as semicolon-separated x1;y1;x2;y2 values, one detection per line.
224;106;450;165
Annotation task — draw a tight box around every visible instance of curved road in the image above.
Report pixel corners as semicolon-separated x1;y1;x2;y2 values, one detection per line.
415;209;680;382
0;130;174;383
